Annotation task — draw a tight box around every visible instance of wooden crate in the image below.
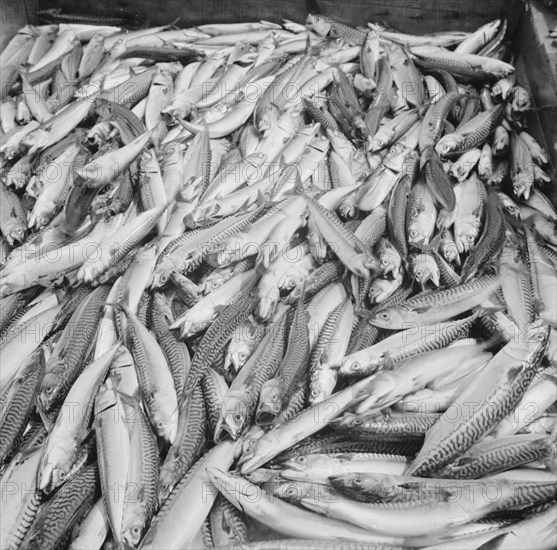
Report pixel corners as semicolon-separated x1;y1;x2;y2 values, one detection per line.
36;0;522;32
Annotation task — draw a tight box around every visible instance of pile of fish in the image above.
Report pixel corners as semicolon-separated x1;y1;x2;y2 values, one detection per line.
1;11;557;550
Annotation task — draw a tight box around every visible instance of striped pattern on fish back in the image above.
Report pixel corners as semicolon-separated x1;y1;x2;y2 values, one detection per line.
6;489;43;550
434;436;553;479
309;300;346;380
461;191;505;282
0;287;42;337
460;105;504;151
286;260;345;305
185;283;258;395
0;349;45;466
201;370;227;435
347;318;380;355
150;294;190;401
209;494;248;546
101;68;157;107
388;315;474;366
96;99;146;143
343;413;442;438
412;328;549;475
43;285;110;412
357;208;387;252
400;274;498;310
277;383;307;424
127;402;159;525
247;310;291;395
19;463;100;550
159;384;206;504
276;300;310;399
492;481;557;512
306;194;367;252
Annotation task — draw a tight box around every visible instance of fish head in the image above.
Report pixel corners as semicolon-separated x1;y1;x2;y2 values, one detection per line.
200;271;229;295
378;249;401;278
270;480;317;503
37;372;60;414
406;221;429;249
511;86;530;112
339;356;366;377
151;263;175;289
180;309;213;338
224;340;250;374
280;272;306;291
257;287;280;322
38;442;75;493
441;240;459;264
352;253;378;278
158;458;179;506
256;105;280;137
305;14;332;37
369;308;404;329
330;472;395;500
152;399;179;444
368;281;391;304
122;509;146;547
512;175;533;200
308;364;337;405
454;221;479;254
5;225;26;246
281;454;314;474
338;195;358;220
215;395;249;442
242;468;280;485
410;255;440;288
21;129;50;155
435;135;461;158
255;379;283;427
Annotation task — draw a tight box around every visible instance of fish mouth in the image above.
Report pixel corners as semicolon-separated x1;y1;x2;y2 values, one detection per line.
255;407;280;428
215;413;242;443
280;467;307;480
383;264;400;279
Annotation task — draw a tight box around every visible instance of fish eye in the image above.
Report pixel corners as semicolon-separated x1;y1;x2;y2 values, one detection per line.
239;352;247;361
132;526;141;535
310;389;319;397
380;312;390;320
416;270;423;276
467;235;475;241
287;487;296;496
353;418;362;426
297;456;307;464
44;386;54;395
353;477;363;485
381;259;389;266
234;413;242;421
409;230;418;238
352;363;361;371
59;471;66;479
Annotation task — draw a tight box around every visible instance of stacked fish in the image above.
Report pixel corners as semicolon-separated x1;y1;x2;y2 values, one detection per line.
0;12;556;550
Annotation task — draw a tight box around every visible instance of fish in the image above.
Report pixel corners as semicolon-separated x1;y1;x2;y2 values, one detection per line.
408;320;549;476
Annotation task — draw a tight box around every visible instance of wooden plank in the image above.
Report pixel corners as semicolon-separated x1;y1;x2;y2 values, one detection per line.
38;0;519;32
313;0;522;34
1;0;37;50
38;0;310;26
